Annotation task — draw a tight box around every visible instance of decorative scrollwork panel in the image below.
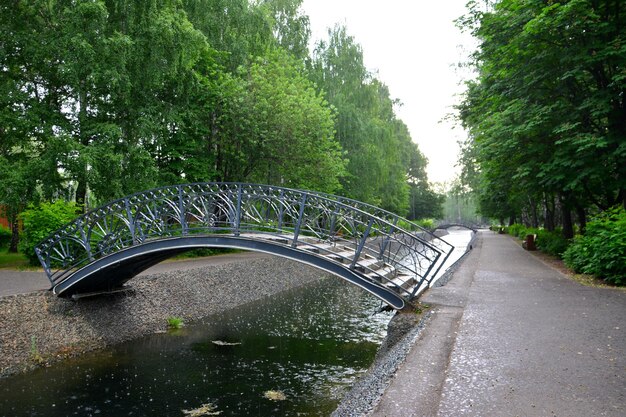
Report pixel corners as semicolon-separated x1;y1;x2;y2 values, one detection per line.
35;182;454;301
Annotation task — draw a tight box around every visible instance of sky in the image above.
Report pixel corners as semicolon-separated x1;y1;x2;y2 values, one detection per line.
300;0;477;185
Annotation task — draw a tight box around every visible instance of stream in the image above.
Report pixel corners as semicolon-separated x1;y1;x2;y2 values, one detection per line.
0;278;393;417
0;229;474;417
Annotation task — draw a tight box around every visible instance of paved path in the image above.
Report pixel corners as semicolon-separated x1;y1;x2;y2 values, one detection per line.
373;231;625;417
0;252;269;297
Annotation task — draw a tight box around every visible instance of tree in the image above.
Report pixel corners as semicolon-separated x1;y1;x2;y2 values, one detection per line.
211;50;345;192
457;0;626;236
1;0;216;209
310;26;439;215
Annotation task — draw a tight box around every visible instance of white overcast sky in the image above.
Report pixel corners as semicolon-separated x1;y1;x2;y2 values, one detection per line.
300;0;476;185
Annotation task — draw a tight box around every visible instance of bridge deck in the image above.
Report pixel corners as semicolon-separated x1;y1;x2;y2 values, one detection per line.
35;183;455;309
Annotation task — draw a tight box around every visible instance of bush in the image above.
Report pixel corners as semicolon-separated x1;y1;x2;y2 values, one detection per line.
414;218;435;229
563;207;626;285
536;229;570;258
19;201;79;266
505;224;569;257
0;225;11;249
506;224;538;240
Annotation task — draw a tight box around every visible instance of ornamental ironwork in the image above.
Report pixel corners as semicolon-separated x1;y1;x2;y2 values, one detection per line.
35;183;453;307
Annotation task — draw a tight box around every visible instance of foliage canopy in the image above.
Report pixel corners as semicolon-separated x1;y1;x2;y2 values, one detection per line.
457;0;626;236
0;0;442;258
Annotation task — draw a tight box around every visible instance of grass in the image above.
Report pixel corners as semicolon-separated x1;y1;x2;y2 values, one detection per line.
30;336;44;365
170;247;242;260
0;247;32;270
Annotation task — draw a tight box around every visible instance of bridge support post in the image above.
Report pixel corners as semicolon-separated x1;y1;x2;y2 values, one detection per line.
77;219;94;261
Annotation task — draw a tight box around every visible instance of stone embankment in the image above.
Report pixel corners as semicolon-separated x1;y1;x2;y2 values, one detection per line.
0;257;327;378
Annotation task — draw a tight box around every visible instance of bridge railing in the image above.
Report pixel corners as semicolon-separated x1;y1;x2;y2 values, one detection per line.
35;183;453;300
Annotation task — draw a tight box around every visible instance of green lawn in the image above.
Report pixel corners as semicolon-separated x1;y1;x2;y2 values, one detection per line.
0;248;31;269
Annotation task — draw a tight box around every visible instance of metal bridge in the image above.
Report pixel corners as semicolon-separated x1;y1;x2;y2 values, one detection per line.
433;223;479;233
35;183;454;310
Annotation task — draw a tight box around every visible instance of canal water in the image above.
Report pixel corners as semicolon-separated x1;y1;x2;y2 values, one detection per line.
0;278;394;417
434;229;475;275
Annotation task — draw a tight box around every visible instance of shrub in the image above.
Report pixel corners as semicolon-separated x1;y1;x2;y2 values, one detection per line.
19;201;79;265
0;226;11;249
414;218;435;229
506;224;537;240
522;227;540;240
536;229;570;258
505;224;523;239
167;316;184;329
563;207;626;285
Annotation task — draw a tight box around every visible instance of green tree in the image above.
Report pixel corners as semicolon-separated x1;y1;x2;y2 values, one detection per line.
2;0;215;209
217;50;345;192
310;26;439;215
183;0;273;71
458;0;626;236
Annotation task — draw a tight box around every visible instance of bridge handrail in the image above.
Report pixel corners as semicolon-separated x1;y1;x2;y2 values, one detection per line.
35;183;453;300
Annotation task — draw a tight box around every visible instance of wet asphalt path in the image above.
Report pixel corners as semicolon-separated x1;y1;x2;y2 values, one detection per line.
0;251;269;297
372;231;625;417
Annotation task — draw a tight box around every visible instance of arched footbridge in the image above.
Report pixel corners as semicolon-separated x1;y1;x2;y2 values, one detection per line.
433;223;479;233
35;183;454;310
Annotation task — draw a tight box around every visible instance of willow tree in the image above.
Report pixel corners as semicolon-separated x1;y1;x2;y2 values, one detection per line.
310;26;438;215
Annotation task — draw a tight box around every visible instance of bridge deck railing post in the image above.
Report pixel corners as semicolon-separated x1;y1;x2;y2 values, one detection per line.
178;185;188;235
124;197;137;244
76;219;94;261
328;205;339;242
233;185;243;236
291;193;308;247
378;218;398;260
278;189;285;232
351;218;374;269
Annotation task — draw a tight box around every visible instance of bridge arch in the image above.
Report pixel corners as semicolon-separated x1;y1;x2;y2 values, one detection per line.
433;223;478;233
36;183;454;309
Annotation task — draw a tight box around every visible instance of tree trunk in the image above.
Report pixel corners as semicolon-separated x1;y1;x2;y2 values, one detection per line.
530;197;539;228
562;208;574;239
9;217;19;253
75;179;87;212
76;83;89;212
575;205;587;234
543;194;555;231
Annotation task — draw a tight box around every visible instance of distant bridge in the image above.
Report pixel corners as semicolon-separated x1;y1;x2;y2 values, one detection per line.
433;223;479;233
35;183;454;310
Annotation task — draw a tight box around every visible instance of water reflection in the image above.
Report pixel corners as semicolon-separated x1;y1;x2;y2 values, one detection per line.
0;278;393;417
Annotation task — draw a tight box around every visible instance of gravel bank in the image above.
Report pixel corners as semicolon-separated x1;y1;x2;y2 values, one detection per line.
0;257;327;378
